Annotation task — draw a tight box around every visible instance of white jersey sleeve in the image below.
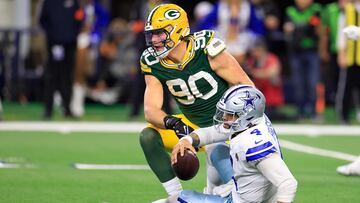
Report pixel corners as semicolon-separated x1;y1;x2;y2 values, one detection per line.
257;154;298;202
193;126;228;146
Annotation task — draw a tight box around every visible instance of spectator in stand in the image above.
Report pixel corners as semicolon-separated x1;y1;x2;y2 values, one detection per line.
336;1;360;124
95;18;136;105
336;23;360;176
39;0;83;119
246;37;288;121
319;0;345;105
250;0;283;57
71;0;109;117
284;0;322;120
192;1;214;32
197;0;265;65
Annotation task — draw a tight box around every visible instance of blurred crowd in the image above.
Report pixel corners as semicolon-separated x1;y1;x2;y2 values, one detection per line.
0;0;359;124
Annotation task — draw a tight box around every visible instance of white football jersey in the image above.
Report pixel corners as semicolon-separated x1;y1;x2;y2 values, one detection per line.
229;115;282;203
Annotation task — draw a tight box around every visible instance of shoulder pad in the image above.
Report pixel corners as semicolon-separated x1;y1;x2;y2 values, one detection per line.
205;37;226;57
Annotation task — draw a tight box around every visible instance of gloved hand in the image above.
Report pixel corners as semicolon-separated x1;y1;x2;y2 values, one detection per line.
343;25;360;40
164;115;194;139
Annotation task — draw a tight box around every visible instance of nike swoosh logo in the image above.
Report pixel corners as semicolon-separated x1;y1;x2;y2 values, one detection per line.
255;140;263;144
183;126;188;134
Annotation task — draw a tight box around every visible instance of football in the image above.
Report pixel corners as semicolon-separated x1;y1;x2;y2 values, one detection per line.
172;150;200;180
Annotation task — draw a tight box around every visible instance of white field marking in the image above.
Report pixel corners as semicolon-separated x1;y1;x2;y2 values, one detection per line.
280;139;359;161
73;163;150;170
0;122;146;133
0;122;359;136
0;162;21;168
0;157;26;162
0;162;36;169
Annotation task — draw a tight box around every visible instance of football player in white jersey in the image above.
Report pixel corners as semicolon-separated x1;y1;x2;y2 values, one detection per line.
171;85;297;203
336;25;360;176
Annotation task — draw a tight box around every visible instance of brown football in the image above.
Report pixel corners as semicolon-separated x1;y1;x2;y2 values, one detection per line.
172;150;200;180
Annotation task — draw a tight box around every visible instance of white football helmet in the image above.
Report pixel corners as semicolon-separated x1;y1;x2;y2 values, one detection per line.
213;85;266;133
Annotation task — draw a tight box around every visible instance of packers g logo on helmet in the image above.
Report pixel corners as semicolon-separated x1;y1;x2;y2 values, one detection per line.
164;9;180;20
144;4;190;59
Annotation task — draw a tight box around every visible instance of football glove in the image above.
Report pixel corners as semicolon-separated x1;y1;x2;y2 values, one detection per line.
164;115;194;139
343;25;360;40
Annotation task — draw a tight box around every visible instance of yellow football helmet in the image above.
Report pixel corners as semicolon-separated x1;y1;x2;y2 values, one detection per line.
144;4;190;58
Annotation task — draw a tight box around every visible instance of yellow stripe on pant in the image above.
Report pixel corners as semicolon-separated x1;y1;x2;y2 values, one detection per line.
146;114;205;152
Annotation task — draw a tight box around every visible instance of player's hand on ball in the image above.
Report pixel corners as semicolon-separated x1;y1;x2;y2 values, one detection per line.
171;139;196;165
171;140;200;180
343;25;360;40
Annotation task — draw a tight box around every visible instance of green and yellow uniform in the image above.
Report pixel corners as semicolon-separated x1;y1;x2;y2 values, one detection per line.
140;30;229;150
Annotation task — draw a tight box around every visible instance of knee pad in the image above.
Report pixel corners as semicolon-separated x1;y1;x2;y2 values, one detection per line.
209;144;230;165
139;127;163;151
209;144;233;183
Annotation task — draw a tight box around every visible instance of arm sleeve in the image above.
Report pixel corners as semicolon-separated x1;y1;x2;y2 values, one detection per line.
257;154;298;203
193;126;228;146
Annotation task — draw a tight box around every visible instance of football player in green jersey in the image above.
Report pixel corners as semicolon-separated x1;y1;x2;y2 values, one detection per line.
138;4;254;202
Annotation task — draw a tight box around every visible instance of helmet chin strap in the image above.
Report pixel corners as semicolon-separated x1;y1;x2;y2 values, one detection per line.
155;48;171;59
156;25;189;60
153;25;190;60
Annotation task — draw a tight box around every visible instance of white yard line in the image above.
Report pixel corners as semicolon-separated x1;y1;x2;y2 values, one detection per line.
0;122;146;133
72;163;150;170
1;122;359;169
0;122;359;136
280;139;358;161
0;162;35;169
0;162;21;168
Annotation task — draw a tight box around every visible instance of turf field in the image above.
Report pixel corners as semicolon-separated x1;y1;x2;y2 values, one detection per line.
1;126;360;203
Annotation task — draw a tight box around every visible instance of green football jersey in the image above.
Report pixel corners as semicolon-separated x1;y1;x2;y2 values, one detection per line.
140;30;228;127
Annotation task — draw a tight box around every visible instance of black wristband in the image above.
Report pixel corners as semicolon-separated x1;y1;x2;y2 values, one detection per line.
163;115;181;129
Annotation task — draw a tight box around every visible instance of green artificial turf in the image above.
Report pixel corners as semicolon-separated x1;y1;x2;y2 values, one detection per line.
1;131;360;202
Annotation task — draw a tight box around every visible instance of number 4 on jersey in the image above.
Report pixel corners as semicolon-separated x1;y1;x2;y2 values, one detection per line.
250;129;262;135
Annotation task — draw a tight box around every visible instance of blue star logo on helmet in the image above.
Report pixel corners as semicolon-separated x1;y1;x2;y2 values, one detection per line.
240;91;258;110
164;9;180;20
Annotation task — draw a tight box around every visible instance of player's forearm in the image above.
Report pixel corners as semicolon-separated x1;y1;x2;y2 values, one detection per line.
144;106;167;128
143;75;167;128
192;126;228;146
181;126;228;147
276;177;298;203
257;154;298;203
